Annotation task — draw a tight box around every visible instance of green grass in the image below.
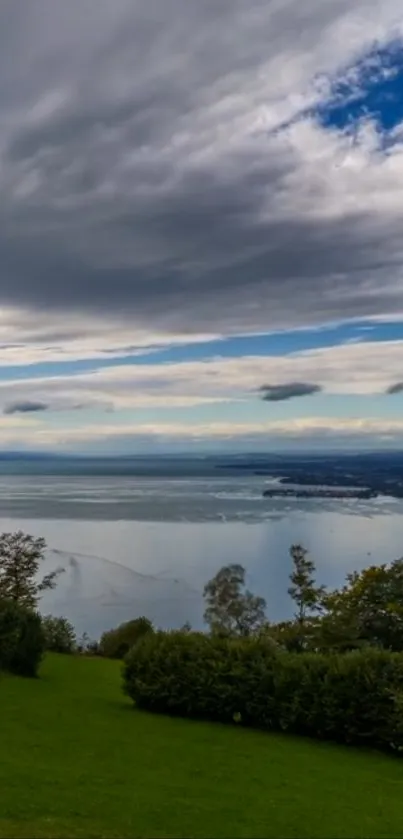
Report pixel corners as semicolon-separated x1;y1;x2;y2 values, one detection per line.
1;655;403;839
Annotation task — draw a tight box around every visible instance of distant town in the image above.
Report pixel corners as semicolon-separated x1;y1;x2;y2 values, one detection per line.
262;485;377;500
216;451;403;499
0;450;402;499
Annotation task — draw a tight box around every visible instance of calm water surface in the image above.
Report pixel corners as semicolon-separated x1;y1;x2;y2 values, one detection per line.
0;474;401;637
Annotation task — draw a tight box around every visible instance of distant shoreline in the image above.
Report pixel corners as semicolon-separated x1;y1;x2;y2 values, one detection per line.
263;487;378;500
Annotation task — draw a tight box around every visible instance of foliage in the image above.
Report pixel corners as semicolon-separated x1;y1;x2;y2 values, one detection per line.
0;598;45;676
99;616;154;659
3;655;403;838
287;544;325;649
320;559;403;652
0;530;63;608
203;563;266;636
42;615;77;654
262;618;319;652
280;546;403;655
313;608;367;652
124;630;403;753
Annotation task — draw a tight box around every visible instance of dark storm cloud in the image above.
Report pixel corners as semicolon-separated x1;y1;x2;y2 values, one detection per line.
386;382;403;394
0;0;402;342
259;383;322;401
4;400;49;415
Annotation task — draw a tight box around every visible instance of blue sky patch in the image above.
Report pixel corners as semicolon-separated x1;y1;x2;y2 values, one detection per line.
0;319;402;382
316;39;403;133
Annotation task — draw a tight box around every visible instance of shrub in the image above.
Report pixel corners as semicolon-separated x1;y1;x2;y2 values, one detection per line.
0;598;45;677
99;616;154;659
42;615;76;654
123;631;403;753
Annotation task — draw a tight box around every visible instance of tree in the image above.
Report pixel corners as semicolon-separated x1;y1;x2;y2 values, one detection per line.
0;531;63;608
287;544;325;650
314;608;364;653
288;544;325;622
263;618;315;652
321;559;403;652
42;615;76;654
203;564;266;637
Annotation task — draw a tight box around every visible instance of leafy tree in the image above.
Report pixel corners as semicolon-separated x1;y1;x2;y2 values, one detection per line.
321;559;403;652
288;544;325;622
263;618;317;652
287;544;325;650
203;564;266;637
314;608;365;653
0;531;63;608
42;615;76;654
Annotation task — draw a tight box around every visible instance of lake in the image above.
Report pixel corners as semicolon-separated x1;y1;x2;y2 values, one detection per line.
0;473;402;638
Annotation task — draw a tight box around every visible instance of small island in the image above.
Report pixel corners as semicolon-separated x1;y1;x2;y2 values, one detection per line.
263;486;378;499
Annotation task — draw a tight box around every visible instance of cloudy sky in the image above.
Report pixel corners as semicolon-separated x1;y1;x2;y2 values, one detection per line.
1;0;403;453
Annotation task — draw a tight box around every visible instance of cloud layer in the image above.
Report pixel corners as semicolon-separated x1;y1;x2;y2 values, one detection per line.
0;1;403;355
0;3;402;453
1;416;403;454
0;339;401;413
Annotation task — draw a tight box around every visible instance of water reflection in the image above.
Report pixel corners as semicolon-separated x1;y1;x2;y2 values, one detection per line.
0;507;402;638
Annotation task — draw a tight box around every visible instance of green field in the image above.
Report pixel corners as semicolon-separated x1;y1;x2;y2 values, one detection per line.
1;655;403;838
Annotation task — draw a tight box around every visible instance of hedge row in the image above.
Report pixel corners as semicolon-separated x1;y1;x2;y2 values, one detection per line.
123;631;403;753
0;599;45;677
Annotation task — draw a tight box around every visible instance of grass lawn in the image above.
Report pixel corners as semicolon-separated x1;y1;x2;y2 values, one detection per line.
1;655;403;838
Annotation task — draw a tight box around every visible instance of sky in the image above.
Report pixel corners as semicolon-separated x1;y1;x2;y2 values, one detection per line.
1;0;403;454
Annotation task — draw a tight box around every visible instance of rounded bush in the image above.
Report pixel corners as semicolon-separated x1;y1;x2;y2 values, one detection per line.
99;616;154;659
0;599;45;677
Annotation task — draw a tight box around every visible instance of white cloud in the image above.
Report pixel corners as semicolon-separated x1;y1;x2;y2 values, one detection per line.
0;306;221;365
2;416;403;453
0;338;401;412
45;417;403;440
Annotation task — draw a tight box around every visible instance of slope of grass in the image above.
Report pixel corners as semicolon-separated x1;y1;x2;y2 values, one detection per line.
1;654;403;839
